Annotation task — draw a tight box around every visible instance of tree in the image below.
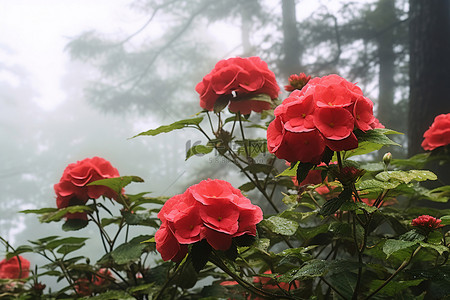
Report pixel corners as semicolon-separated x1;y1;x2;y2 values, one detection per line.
408;0;450;156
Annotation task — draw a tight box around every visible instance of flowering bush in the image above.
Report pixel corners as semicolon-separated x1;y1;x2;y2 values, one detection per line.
195;56;280;115
2;56;450;300
421;113;450;150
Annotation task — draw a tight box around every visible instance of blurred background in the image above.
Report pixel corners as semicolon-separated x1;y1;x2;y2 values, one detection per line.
1;0;449;284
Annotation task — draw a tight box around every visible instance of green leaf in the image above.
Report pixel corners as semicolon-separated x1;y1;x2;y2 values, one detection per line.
419;242;449;255
190;239;212;272
88;176;144;194
263;216;299;236
277;162;298;177
357;179;400;191
356;128;402;145
186;144;214;160
238;182;256;192
62;218;89;231
242;163;273;174
296;162;314;183
246;93;273;103
132;116;204;138
20;207;58;215
391;153;431;169
375;170;437;184
56;242;86;255
214;96;229;113
89;290;135;300
440;215;450;225
6;246;34;259
320;187;352;216
39;205;92;223
46;237;88;251
110;235;152;265
369;279;424;297
383;239;418;258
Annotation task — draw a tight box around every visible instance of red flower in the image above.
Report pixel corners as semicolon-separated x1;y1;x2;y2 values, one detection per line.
284;73;311;92
155;179;263;262
196;57;280;115
0;256;30;279
411;215;443;231
75;269;113;296
54;157;121;219
421;113;450;151
267;74;375;164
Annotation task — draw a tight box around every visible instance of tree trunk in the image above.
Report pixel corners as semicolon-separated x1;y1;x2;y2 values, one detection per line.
408;0;450;157
281;0;301;77
376;0;396;128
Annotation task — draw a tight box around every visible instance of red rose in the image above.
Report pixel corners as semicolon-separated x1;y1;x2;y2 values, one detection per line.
267;74;376;164
0;256;30;279
421;113;450;151
54;157;121;219
411;215;443;232
196;57;280;115
155;179;263;262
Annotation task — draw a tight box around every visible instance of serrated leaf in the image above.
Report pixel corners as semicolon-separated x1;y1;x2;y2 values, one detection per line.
383;239;418;258
419;242;449;255
132;116;204;138
263;216;299;236
357;179;400;190
356;128;402;146
88;176;144;194
376;170;437;184
185;144;214;160
110;235;152;265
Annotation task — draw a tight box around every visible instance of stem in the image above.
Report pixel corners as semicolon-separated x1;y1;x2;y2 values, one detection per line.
321;276;347;299
364;246;422;300
336;151;343;171
154;258;189;300
206;111;215;134
209;252;295;299
238;113;250;159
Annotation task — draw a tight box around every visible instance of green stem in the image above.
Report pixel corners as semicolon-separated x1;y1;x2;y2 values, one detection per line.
238;113;250;159
209;252;295;299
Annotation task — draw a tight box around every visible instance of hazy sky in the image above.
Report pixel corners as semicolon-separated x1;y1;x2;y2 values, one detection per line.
0;0;153;110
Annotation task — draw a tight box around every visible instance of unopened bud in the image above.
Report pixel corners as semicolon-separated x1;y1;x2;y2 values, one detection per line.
383;152;392;168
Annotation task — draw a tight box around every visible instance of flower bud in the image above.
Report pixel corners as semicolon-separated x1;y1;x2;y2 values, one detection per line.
284;73;311;92
383;152;392;167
